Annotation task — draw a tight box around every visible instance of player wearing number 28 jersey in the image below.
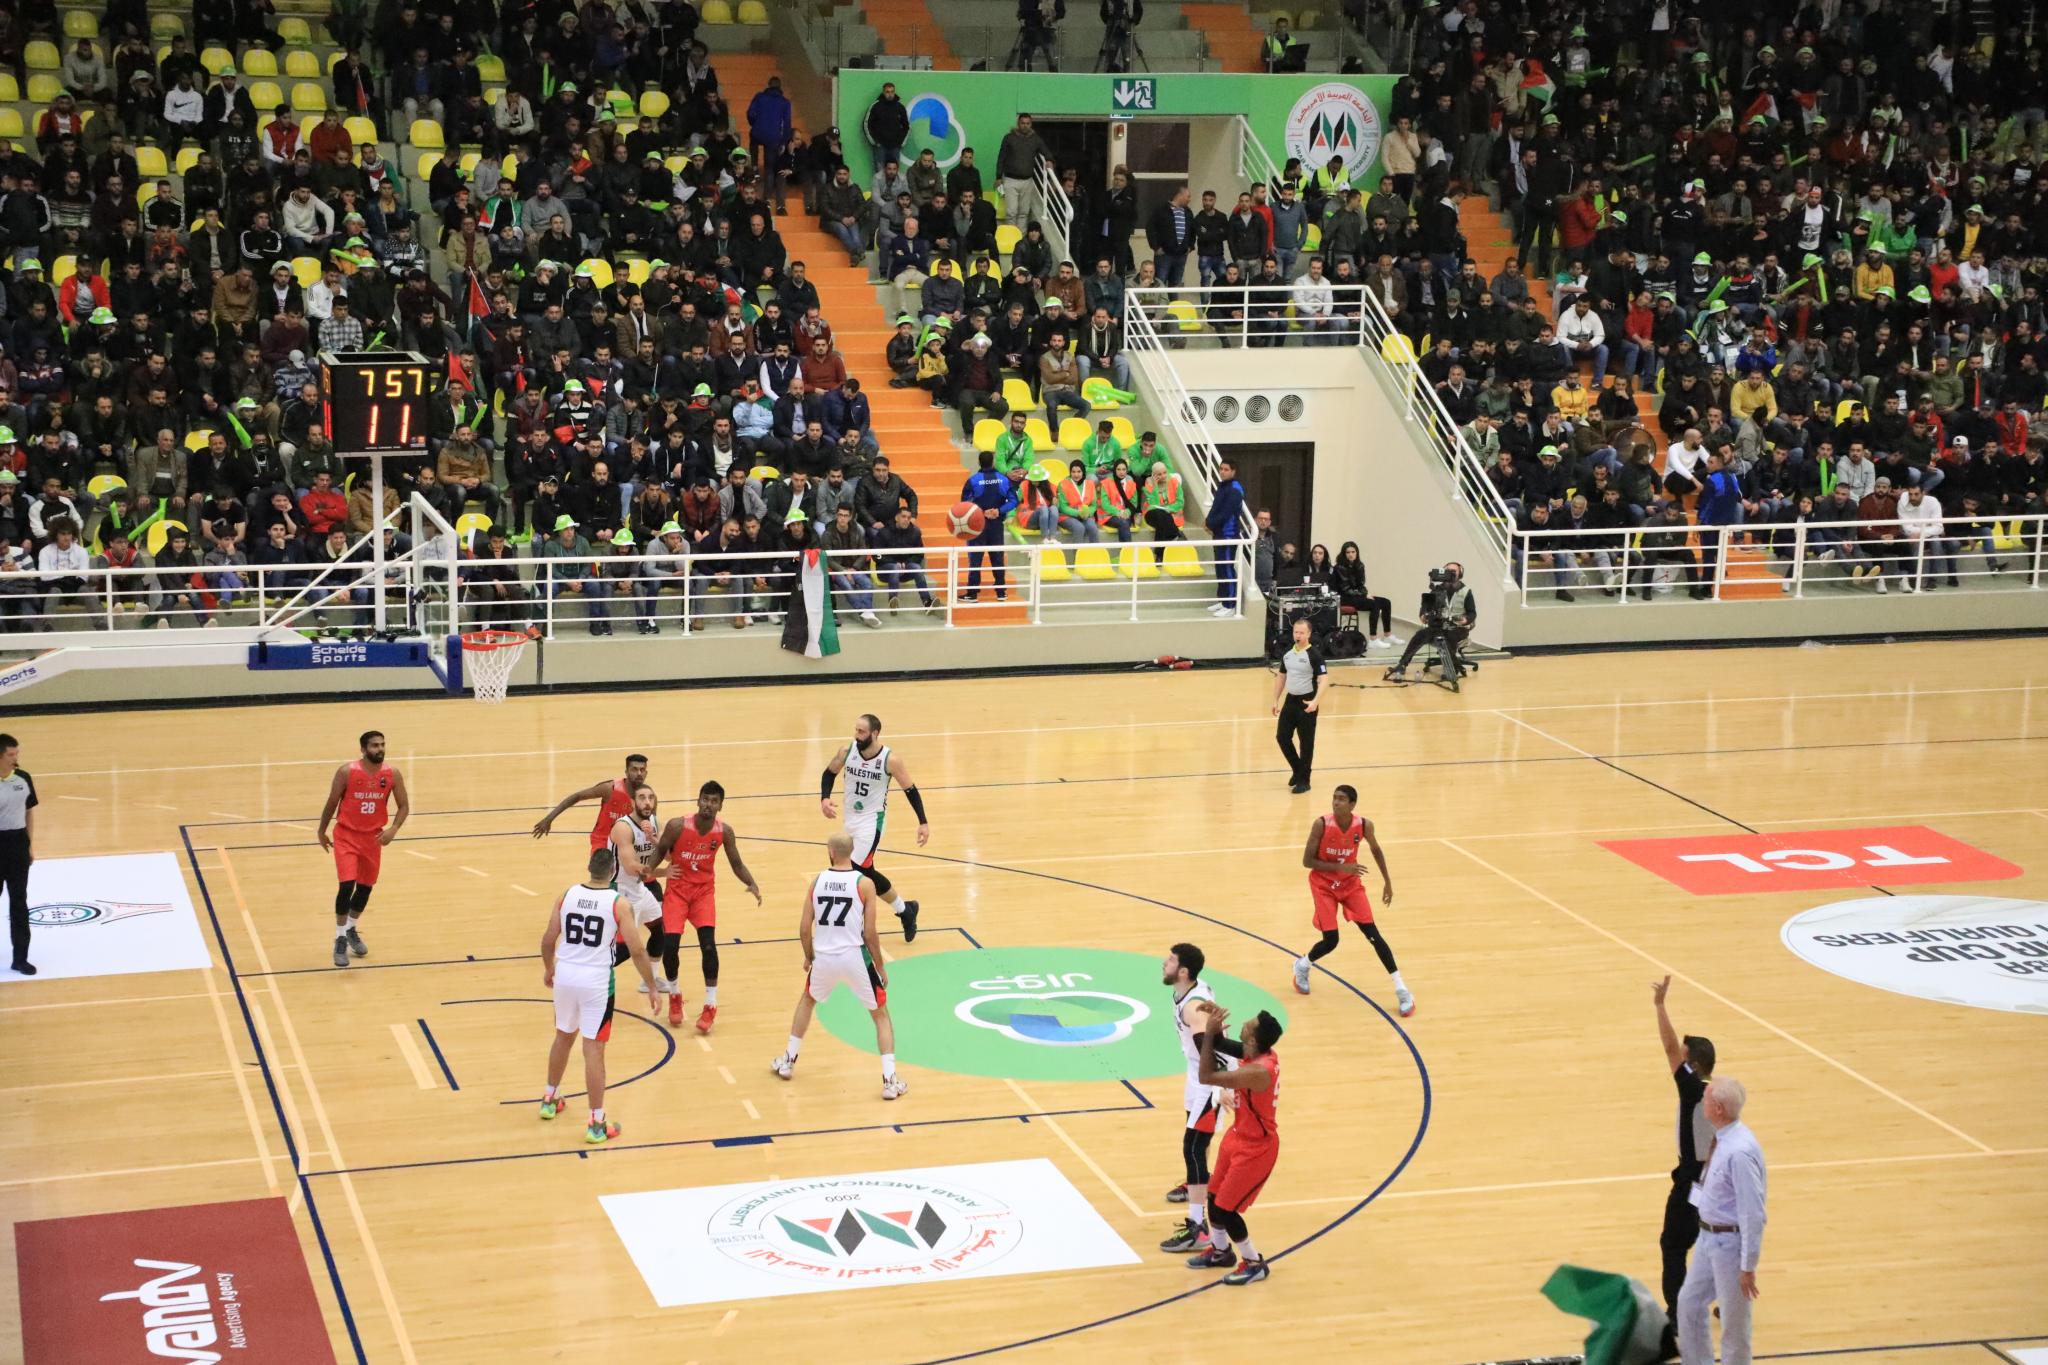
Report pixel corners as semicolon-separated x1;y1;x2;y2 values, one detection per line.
539;846;663;1145
770;834;906;1101
316;730;410;970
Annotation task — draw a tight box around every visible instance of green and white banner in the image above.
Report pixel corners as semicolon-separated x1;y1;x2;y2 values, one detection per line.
835;71;1397;192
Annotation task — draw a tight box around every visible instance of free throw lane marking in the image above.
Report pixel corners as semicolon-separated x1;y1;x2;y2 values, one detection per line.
390;1022;436;1090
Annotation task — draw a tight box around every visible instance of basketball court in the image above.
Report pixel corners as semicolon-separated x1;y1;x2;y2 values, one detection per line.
2;639;2045;1364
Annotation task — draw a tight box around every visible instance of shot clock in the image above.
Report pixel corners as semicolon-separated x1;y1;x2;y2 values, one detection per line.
321;351;434;453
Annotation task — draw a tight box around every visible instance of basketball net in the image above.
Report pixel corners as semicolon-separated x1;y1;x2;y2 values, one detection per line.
460;630;533;704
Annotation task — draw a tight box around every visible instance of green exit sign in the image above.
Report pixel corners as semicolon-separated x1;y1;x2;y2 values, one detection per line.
1111;78;1156;111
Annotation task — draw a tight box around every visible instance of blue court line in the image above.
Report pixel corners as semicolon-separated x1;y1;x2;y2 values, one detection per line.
181;828;368;1365
303;1095;1154;1180
416;1019;458;1091
428;998;677;1106
1756;1336;2048;1361
1118;1079;1152;1109
236;925;971;978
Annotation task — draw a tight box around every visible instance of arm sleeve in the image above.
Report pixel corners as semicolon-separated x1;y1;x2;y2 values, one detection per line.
820;768;837;800
903;786;927;822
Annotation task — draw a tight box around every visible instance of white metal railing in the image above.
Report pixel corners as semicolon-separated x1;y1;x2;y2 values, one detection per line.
1509;513;2048;606
1033;154;1074;266
429;536;1251;637
1121;302;1248;589
1235;115;1284;192
1123;281;1516;572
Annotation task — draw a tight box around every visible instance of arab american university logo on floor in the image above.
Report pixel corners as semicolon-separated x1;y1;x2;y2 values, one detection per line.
27;900;173;928
816;947;1288;1081
713;1171;1024;1285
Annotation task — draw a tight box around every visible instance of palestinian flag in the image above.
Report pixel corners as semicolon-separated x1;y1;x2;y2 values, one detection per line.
1540;1265;1666;1365
1520;58;1557;110
781;541;841;659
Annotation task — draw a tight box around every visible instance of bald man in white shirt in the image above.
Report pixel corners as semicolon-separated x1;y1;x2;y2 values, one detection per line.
1678;1076;1767;1365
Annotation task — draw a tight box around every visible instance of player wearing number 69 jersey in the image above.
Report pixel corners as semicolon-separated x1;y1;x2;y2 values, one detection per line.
770;833;906;1101
539;846;663;1145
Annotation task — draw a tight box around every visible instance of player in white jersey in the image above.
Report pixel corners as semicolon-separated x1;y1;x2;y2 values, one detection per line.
1159;942;1227;1255
769;833;906;1100
820;713;929;941
538;847;663;1145
610;782;667;994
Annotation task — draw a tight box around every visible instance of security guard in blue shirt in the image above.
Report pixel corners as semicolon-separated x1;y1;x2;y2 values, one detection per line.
961;451;1018;601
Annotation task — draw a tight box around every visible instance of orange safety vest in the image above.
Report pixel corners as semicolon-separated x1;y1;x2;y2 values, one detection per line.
1013;479;1050;530
1095;474;1137;525
1057;476;1096;519
1144;473;1185;527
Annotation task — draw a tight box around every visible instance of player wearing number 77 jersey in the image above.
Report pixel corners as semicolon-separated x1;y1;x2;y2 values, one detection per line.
820;713;929;941
539;846;663;1145
770;833;906;1101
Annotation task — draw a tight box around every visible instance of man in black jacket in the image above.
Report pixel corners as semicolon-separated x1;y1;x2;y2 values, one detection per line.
863;83;911;172
1145;184;1195;289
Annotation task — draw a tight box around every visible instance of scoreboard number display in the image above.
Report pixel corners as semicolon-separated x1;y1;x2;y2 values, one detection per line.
322;351;433;453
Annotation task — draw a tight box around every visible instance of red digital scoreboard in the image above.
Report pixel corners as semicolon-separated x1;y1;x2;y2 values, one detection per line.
321;350;432;454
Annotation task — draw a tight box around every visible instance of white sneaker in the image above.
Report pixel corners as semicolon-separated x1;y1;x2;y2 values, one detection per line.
1395;987;1416;1017
882;1075;908;1101
1902;581;1917;594
1292;959;1311;995
1206;602;1230;616
1875;577;1888;594
860;610;882;627
770;1054;795;1080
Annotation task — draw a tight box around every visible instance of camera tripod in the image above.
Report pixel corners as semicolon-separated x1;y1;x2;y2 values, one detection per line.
1094;21;1149;71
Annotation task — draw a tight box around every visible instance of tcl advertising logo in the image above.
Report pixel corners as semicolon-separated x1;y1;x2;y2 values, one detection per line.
15;1199;336;1364
1600;826;2022;896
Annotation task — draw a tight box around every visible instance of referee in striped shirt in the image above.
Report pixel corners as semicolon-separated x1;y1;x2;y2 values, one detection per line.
1271;618;1327;794
0;734;37;976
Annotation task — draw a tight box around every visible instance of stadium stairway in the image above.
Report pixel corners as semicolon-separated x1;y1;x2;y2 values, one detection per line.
1179;2;1264;71
860;0;960;67
777;219;1029;623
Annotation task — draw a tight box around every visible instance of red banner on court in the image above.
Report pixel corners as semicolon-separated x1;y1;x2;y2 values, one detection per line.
1600;825;2022;896
15;1197;337;1364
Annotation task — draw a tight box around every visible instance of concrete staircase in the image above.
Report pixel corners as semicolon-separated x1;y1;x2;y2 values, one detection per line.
861;0;960;67
1179;2;1264;71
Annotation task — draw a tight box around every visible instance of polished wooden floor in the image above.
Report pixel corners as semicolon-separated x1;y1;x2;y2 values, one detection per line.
3;643;2046;1365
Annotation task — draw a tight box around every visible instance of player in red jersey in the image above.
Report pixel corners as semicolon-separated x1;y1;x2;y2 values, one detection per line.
1289;783;1412;1016
1184;1005;1283;1285
647;780;763;1033
315;730;410;969
531;754;650;850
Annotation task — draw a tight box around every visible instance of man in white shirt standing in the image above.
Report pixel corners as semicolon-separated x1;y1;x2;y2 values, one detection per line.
1678;1076;1767;1365
1896;484;1955;591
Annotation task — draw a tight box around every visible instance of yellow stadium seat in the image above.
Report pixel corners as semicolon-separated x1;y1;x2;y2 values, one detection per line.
0;74;16;101
1038;545;1070;582
1080;376;1122;409
1304;222;1321;250
144;520;188;556
1001;377;1037;412
277;16;312;42
484;85;502;105
616;257;646;284
87;473;128;501
747;464;780;482
664;153;688;173
972;419;1003;453
1380;333;1417;363
639;89;670;119
1118;545;1160;579
1162;542;1205;578
995;223;1022;256
51;255;76;285
1166;298;1201;332
456;150;482;177
149;13;183;38
328;50;350;73
1058;417;1090;450
27;74;62;104
0;111;21;139
415;151;442;181
578;258;614;289
134;183;154;209
240;49;278;77
1297;8;1321;27
285;49;321;79
1074;545;1115;581
175;146;201;174
455;511;493;544
134;144;168;177
183;429;214;452
1106;416;1137;446
199;46;233;75
345;115;379;144
701;0;735;21
291;82;327;113
63;11;99;37
24;41;60;71
1032;458;1066;486
736;0;770;20
290;256;321;287
409;119;445;149
1024;417;1054;449
501;152;519;181
475;54;505;83
249;80;284;111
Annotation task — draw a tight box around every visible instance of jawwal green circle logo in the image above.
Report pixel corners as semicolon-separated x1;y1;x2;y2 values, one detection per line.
816;947;1288;1081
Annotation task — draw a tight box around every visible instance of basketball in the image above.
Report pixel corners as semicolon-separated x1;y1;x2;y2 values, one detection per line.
948;501;986;539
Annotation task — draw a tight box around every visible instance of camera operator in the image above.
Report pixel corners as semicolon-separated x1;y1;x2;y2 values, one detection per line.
1010;0;1067;72
1096;0;1145;72
1384;561;1475;684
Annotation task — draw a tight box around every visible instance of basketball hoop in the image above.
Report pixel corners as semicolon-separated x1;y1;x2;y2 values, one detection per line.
459;629;534;704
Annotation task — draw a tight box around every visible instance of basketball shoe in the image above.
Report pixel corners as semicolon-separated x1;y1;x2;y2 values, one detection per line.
1158;1221;1210;1253
539;1093;564;1120
695;1005;717;1035
1396;987;1416;1017
585;1117;621;1145
882;1075;908;1100
1223;1258;1270;1285
345;926;367;957
770;1054;795;1080
668;992;685;1028
1185;1245;1235;1270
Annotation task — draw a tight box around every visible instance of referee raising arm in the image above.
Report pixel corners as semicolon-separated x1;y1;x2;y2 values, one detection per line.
1654;975;1715;1360
0;734;37;976
1271;618;1327;795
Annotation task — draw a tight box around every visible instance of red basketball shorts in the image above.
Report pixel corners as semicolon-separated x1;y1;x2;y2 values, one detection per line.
663;881;716;932
334;831;384;887
1311;880;1373;931
1208;1134;1278;1214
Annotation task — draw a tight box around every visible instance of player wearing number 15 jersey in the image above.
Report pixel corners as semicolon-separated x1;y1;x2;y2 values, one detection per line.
316;730;410;969
539;846;664;1145
821;713;929;941
770;834;905;1101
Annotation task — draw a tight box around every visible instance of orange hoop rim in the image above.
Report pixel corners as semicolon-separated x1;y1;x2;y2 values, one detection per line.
461;630;536;651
